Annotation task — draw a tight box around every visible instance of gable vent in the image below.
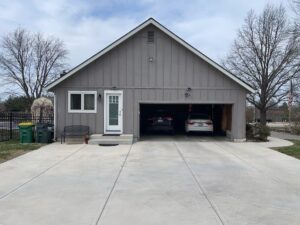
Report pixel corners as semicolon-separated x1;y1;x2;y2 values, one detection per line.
147;31;155;43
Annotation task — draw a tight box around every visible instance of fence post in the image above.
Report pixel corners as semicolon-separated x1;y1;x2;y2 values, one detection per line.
9;112;13;140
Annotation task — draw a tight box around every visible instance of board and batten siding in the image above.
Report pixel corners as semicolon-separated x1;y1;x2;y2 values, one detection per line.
53;25;247;140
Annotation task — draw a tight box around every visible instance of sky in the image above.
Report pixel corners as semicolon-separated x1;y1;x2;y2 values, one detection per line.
0;0;291;99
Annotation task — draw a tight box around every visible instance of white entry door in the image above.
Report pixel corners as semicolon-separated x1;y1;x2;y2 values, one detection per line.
104;90;123;134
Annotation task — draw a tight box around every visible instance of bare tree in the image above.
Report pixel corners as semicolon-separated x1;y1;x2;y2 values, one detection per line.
290;0;300;104
0;28;68;101
290;0;300;29
224;4;300;125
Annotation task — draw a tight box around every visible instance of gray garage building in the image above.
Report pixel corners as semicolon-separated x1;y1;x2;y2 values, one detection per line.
46;18;254;142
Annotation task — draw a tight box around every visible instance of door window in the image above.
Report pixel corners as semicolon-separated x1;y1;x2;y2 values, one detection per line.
109;96;119;125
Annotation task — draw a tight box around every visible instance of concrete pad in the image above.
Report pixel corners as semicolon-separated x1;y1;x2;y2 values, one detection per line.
256;136;293;148
220;141;300;187
0;143;85;198
140;134;227;142
0;144;131;225
271;131;300;141
0;140;300;225
99;141;223;225
176;141;300;225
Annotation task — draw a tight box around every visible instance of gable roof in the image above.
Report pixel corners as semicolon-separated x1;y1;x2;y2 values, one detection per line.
46;18;255;93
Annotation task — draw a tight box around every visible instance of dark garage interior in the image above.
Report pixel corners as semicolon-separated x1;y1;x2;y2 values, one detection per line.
140;103;232;136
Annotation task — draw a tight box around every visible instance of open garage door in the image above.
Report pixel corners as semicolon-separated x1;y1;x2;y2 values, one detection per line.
139;103;232;137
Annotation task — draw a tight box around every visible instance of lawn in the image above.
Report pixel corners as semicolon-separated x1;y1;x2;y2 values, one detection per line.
0;140;44;163
273;140;300;160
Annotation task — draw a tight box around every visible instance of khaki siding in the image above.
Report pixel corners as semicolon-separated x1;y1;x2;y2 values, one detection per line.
53;25;247;140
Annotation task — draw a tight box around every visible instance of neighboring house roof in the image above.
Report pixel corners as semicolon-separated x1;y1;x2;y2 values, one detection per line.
46;18;255;93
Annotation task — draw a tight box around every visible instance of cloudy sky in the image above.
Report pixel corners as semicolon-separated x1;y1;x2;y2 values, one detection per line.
0;0;291;98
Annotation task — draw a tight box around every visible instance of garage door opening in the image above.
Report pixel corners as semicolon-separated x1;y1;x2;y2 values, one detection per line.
139;104;232;137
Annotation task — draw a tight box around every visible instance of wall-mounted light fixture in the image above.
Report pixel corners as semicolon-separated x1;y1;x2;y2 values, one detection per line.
185;87;192;98
98;94;102;101
148;57;154;62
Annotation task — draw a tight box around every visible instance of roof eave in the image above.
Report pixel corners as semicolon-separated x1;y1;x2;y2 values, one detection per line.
45;18;155;91
45;18;255;93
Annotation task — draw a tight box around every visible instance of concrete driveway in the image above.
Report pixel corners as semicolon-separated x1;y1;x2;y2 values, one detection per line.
0;141;300;225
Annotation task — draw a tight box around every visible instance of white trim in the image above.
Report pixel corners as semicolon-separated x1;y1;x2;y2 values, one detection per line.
46;18;255;93
54;94;57;140
68;91;97;113
104;90;123;134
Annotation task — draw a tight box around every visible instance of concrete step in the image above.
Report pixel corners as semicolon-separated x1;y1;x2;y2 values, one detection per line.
89;134;133;140
88;134;133;145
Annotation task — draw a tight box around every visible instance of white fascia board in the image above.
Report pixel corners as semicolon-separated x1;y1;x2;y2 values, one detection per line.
150;20;255;93
45;19;153;91
46;18;255;93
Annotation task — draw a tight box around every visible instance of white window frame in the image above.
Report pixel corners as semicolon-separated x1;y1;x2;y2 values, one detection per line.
68;91;97;113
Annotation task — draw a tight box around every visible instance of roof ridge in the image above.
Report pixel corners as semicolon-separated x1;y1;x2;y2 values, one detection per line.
46;18;254;93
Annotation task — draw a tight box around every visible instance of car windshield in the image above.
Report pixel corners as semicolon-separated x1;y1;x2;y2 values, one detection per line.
153;110;170;117
189;114;210;119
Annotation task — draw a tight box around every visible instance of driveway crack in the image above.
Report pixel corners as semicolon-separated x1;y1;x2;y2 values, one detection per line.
213;142;283;184
95;144;133;225
0;144;86;200
174;142;227;225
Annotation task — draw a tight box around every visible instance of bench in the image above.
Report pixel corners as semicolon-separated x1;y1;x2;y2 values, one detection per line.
61;125;89;144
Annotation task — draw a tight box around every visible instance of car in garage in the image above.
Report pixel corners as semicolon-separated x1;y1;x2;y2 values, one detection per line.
146;110;175;134
185;113;214;134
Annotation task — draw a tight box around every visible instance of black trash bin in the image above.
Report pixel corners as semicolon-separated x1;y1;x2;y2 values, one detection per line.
47;124;54;142
36;123;53;143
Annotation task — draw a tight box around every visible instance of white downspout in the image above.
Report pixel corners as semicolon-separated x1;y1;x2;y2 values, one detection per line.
54;93;57;141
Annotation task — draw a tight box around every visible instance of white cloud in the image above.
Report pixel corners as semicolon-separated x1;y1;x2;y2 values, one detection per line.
0;0;292;98
0;0;139;67
0;0;288;66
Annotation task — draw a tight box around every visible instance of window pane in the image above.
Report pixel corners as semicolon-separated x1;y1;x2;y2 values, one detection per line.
84;94;95;110
109;96;118;125
71;94;81;110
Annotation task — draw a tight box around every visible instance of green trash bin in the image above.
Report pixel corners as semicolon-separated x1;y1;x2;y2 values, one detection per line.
18;123;34;143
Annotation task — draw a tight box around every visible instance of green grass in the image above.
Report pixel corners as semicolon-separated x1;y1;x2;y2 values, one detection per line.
0;140;44;163
273;140;300;160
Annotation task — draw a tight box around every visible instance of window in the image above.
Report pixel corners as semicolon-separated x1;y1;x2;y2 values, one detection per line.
84;94;95;110
68;91;97;113
70;94;81;110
